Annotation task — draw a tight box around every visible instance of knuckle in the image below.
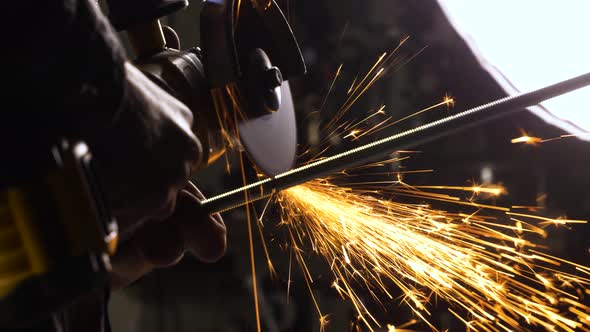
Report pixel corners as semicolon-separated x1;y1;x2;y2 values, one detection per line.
190;218;227;263
168;118;202;165
186;134;203;167
149;190;178;221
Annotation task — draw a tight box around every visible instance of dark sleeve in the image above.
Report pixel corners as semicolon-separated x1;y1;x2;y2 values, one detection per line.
1;0;128;184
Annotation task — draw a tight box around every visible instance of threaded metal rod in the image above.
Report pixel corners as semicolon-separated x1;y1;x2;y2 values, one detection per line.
201;72;590;214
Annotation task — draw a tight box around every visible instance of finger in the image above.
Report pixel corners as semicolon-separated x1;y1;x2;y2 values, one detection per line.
132;214;186;267
185;180;204;199
109;237;154;291
109;207;186;290
109;187;226;289
175;188;227;263
185;181;224;225
114;187;179;240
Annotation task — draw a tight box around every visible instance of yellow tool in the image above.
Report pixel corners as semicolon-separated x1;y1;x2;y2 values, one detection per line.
0;140;117;325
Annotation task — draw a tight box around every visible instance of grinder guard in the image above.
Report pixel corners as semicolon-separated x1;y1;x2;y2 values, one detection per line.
115;0;306;176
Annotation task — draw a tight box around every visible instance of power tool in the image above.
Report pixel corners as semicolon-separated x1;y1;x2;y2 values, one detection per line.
0;0;305;327
109;0;305;176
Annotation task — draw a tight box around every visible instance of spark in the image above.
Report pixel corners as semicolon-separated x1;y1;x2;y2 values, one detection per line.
443;93;455;109
210;84;245;173
512;130;590;145
319;314;331;331
277;178;590;331
411;185;506;197
511;135;543;145
542;132;590;142
319;64;344;113
511;129;543;145
323;36;410;132
236;0;242;23
361;95;455;138
347;75;358;95
344;129;362;139
301;36;433;165
233;100;262;332
212;82;268;332
391;319;419;331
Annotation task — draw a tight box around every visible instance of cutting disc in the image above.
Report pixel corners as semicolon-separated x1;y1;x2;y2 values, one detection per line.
238;81;297;176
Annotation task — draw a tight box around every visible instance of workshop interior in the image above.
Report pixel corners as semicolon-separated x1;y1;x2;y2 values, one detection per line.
2;0;590;331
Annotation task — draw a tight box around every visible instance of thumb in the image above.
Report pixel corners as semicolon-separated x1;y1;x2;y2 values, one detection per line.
109;185;227;290
178;182;227;263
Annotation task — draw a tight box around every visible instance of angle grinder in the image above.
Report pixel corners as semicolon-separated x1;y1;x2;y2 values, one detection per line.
108;0;306;176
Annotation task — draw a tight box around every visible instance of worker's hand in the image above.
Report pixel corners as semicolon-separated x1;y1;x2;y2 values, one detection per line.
92;63;203;234
88;64;226;289
109;182;227;290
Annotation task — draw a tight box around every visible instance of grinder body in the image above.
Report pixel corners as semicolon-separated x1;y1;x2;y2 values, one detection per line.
111;0;306;176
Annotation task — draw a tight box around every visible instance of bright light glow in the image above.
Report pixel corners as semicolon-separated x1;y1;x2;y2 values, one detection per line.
511;135;543;145
279;178;590;331
439;1;590;137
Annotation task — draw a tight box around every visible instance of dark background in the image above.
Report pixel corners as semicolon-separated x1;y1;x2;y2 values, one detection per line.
108;1;590;331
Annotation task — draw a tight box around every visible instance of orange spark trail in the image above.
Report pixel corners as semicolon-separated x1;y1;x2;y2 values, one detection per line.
277;179;590;331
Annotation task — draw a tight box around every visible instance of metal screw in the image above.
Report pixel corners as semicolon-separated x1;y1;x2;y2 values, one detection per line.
189;47;203;60
262;66;283;89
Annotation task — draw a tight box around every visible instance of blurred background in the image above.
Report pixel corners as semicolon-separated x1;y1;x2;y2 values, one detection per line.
108;1;590;331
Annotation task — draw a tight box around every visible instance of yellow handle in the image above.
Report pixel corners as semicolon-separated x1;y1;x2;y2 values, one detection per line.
0;192;46;297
